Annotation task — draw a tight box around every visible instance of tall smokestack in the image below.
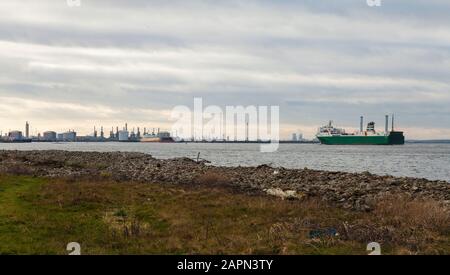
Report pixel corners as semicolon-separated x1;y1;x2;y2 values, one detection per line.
360;116;364;133
25;122;29;138
385;115;389;135
391;114;395;132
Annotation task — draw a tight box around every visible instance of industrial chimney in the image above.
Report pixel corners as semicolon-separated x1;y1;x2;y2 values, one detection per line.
360;116;364;133
391;114;395;132
25;122;30;138
385;115;389;135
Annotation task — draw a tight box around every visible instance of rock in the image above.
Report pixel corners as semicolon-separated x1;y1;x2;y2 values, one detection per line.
264;188;304;200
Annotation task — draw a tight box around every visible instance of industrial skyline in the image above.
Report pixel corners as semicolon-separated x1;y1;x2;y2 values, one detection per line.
0;121;169;142
0;120;308;143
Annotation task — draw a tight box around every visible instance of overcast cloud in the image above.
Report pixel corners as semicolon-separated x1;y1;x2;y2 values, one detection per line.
0;0;450;139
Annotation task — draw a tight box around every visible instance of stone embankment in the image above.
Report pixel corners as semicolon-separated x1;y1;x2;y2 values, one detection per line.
1;150;449;211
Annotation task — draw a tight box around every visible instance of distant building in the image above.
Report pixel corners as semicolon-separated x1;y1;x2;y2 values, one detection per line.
118;130;129;142
43;131;57;141
130;129;136;139
292;133;298;141
8;131;23;141
61;131;77;142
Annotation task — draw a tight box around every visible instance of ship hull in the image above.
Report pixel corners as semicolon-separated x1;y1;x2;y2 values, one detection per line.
317;132;404;145
140;137;174;143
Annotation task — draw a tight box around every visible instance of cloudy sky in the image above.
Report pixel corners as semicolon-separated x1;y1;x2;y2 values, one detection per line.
1;0;450;139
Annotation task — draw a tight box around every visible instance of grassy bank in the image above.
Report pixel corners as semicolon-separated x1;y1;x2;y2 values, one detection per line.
0;174;448;255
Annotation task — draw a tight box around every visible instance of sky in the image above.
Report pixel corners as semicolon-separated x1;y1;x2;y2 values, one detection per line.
0;0;450;139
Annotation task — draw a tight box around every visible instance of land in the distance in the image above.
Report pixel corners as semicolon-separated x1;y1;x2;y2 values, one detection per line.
0;150;448;255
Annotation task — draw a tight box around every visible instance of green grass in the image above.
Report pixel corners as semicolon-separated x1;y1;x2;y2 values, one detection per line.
0;176;110;254
0;174;448;255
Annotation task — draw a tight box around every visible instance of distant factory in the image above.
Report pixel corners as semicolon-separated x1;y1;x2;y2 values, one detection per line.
0;122;32;143
0;121;316;144
0;121;82;143
0;122;174;143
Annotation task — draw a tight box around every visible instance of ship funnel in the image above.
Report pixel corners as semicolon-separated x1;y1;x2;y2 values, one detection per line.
391;114;395;132
360;116;364;133
385;115;389;135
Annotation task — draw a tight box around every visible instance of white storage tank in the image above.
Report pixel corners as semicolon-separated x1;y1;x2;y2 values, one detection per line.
118;130;129;142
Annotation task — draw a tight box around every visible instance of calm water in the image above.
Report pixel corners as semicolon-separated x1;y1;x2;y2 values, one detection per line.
0;142;449;182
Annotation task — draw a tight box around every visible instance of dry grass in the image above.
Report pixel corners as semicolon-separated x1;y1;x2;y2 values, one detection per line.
374;195;449;233
0;174;448;255
194;171;232;186
338;195;450;254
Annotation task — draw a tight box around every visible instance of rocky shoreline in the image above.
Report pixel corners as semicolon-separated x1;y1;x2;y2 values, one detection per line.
1;150;449;211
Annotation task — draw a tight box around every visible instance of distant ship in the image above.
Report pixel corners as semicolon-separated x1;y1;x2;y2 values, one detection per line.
316;115;405;145
140;131;175;143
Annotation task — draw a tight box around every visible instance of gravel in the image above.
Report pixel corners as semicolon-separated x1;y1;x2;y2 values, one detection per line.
1;150;449;211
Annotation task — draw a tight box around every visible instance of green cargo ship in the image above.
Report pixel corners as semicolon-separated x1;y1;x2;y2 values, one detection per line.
316;115;405;145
